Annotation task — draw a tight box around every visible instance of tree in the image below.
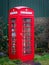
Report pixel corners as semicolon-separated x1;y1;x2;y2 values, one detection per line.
0;17;8;53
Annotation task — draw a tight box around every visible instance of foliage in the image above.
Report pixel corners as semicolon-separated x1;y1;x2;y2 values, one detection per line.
12;59;22;64
0;17;8;53
0;54;49;65
35;48;44;53
35;22;48;52
0;57;19;65
35;25;45;35
34;53;49;65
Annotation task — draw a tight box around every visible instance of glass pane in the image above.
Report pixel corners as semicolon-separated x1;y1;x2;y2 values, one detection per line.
12;41;15;46
23;23;31;27
12;32;16;37
12;29;14;31
11;18;15;23
23;18;31;23
23;27;30;32
12;23;16;28
24;32;30;36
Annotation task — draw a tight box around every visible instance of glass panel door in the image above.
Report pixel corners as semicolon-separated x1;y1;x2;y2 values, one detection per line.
11;18;16;54
22;18;32;55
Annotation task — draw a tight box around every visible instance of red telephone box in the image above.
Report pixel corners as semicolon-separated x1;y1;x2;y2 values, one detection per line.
8;6;34;61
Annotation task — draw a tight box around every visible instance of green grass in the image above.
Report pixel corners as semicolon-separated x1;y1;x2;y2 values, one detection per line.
0;57;20;65
34;53;49;65
0;53;49;65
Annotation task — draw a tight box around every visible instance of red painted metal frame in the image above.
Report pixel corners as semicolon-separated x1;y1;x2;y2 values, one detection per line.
20;16;34;61
8;6;34;61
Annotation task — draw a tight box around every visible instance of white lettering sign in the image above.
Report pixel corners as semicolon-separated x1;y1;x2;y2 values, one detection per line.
21;11;32;14
10;12;18;15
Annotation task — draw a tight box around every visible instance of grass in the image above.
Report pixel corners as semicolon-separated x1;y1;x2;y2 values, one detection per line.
0;57;21;65
0;53;49;65
0;57;16;65
34;53;49;65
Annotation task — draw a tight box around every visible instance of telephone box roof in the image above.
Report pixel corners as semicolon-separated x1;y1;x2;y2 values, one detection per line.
15;6;28;9
9;6;34;15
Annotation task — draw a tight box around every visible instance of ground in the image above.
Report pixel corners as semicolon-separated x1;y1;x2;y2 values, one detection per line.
0;53;49;65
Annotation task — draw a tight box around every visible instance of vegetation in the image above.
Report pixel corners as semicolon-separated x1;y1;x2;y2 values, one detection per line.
34;53;49;65
35;23;48;52
0;57;16;65
0;17;8;53
0;53;49;65
0;57;22;65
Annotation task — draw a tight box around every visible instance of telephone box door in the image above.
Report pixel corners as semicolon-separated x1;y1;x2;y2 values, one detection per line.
19;16;34;61
8;16;18;59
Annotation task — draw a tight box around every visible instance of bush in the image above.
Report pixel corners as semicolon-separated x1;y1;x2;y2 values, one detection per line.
36;48;44;53
34;53;49;61
0;57;17;65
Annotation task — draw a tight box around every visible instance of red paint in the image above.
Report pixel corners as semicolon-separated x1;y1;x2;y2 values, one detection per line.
8;6;34;61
